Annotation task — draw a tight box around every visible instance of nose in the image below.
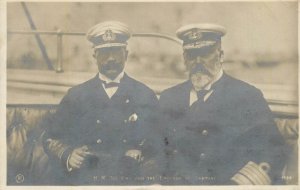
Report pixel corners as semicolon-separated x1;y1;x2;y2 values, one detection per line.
187;56;205;67
190;63;208;75
194;62;205;70
107;53;116;62
196;56;206;64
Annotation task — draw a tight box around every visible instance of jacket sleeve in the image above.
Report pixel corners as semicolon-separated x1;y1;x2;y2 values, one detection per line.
138;90;166;180
158;91;178;179
229;89;288;185
42;89;78;169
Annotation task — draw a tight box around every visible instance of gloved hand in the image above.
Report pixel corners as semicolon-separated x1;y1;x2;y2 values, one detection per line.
68;145;92;170
125;149;143;162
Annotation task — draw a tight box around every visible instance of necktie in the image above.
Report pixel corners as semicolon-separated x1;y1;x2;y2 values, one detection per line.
197;89;209;102
102;81;119;88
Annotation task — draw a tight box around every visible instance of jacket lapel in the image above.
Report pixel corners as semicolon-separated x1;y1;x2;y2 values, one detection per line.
90;74;111;101
177;80;193;112
207;72;228;100
110;73;130;102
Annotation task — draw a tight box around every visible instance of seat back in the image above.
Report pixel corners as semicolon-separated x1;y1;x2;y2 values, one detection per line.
7;105;57;185
6;104;298;185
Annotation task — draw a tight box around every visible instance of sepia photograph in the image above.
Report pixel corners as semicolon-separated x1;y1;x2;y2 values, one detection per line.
3;0;299;187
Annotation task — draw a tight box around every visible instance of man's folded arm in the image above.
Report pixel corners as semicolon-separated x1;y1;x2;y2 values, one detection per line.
42;89;78;171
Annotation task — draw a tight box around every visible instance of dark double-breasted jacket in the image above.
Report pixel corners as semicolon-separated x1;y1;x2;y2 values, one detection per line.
43;73;163;185
159;73;287;185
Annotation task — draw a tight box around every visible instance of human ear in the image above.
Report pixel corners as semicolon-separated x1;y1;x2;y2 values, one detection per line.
220;50;224;63
125;49;129;61
183;52;189;70
93;50;97;59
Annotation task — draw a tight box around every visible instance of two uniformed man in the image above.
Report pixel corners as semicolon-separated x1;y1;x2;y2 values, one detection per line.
159;24;287;185
43;21;287;185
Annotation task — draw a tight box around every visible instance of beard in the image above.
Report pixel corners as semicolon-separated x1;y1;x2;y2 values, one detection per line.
190;72;213;91
188;60;222;90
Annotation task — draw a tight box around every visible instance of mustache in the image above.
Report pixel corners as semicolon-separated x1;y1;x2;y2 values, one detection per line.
190;65;211;76
101;61;122;70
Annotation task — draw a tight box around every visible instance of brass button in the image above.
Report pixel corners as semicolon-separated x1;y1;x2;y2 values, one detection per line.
202;130;208;136
96;120;101;124
200;153;206;160
96;139;102;144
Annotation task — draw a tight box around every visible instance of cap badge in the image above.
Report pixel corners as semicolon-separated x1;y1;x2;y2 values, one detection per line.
188;30;202;40
103;29;116;42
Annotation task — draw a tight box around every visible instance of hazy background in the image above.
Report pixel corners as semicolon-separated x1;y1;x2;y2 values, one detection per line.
7;1;298;85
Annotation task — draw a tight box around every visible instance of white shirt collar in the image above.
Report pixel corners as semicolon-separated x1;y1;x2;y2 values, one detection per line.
98;71;125;84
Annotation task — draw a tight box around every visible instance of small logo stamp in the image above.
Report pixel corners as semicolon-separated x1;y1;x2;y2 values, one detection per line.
15;174;24;183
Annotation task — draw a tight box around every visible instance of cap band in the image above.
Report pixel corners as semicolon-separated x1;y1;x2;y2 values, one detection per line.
94;43;127;49
183;40;217;50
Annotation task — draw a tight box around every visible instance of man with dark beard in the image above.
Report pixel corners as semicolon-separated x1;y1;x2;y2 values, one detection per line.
43;21;162;185
159;24;287;185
